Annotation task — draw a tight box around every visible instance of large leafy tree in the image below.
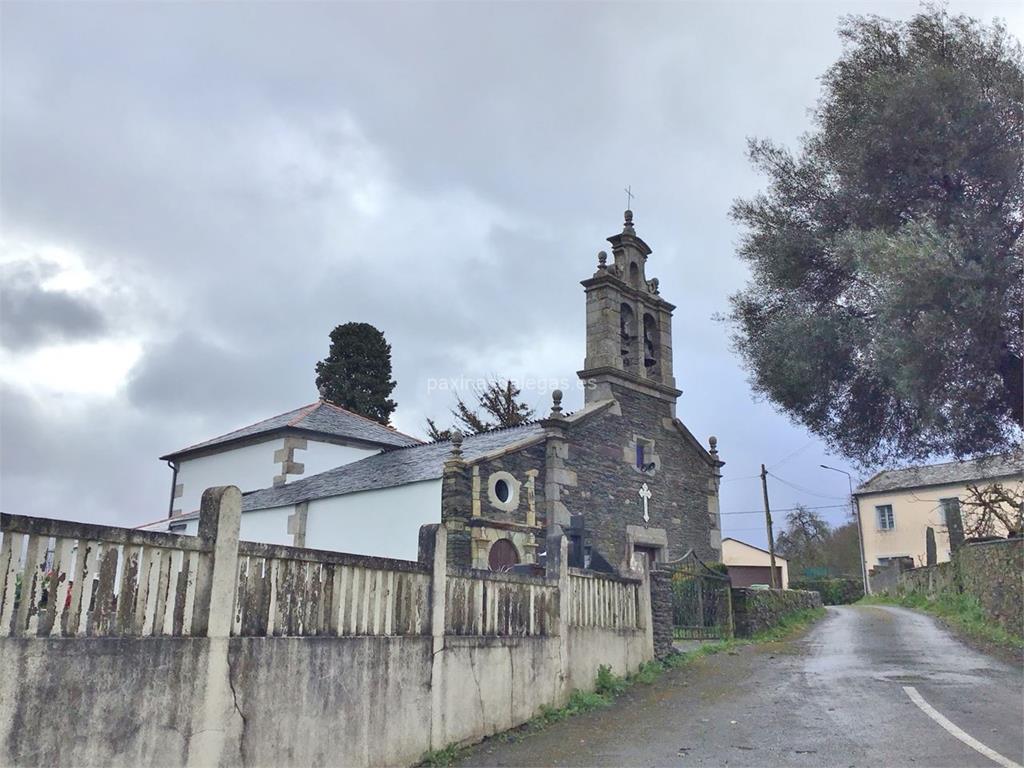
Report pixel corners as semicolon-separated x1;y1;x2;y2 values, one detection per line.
426;379;535;440
775;505;832;574
729;7;1023;466
775;506;863;577
315;322;397;425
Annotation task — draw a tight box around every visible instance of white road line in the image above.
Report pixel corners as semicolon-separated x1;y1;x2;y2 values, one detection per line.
903;686;1023;768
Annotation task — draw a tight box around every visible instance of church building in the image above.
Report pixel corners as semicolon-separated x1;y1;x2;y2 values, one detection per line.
144;211;724;575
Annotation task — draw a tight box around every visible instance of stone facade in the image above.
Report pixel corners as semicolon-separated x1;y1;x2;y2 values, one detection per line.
730;588;823;638
566;387;721;572
440;211;722;578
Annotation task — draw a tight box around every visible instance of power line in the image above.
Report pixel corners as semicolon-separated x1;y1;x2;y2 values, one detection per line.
719;503;847;516
721;474;761;484
766;439;815;471
766;471;849;501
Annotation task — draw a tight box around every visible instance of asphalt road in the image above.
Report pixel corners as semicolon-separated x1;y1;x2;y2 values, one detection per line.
455;605;1024;768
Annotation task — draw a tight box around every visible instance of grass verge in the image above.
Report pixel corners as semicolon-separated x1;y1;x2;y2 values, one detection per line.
859;592;1024;652
419;607;825;766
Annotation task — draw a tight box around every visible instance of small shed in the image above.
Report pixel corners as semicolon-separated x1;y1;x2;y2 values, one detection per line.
722;538;789;589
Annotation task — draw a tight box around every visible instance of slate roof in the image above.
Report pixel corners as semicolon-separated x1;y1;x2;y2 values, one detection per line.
161;401;422;460
855;453;1022;495
242;422;547;511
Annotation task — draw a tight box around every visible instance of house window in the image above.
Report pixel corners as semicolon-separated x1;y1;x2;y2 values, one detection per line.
876;504;895;531
939;497;960;526
636;442;645;469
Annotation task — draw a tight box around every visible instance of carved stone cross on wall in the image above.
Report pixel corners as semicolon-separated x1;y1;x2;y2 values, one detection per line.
638;482;652;523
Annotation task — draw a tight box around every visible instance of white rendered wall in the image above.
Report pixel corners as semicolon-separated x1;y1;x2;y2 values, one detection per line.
299;441;379;478
150;507;292;546
303;480;442;560
173;439;381;516
175;440;284;515
152;479;441;560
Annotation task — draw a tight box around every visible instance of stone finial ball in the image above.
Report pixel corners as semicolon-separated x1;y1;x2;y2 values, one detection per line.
552;389;563;405
597;250;608;266
451;429;464;446
708;435;718;449
624;209;634;224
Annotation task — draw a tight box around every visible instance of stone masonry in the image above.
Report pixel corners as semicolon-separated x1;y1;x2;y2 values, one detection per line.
730;588;822;638
649;570;674;660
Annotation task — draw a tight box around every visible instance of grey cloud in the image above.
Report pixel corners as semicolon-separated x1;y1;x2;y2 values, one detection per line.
0;260;107;350
1;0;1018;543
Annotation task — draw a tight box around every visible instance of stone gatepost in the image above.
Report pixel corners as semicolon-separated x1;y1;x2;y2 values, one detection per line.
649;570;673;660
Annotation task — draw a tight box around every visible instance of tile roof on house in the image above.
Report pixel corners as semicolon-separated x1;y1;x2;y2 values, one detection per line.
161;401;422;460
241;422;546;511
854;452;1022;496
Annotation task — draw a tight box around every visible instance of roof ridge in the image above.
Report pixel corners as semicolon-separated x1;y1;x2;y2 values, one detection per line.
877;451;1019;476
317;400;424;443
287;401;322;427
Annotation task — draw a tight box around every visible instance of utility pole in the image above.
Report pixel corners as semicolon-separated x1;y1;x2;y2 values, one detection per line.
760;464;779;588
820;465;868;596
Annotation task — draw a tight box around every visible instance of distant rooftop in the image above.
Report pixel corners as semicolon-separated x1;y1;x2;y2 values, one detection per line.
240;422;546;511
161;401;422;460
855;453;1022;496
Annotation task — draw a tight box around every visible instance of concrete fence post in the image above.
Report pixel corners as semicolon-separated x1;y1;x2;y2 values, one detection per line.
192;486;242;638
429;523;448;751
186;486;242;768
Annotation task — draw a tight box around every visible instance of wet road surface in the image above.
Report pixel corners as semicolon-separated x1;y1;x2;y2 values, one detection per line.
455;605;1024;767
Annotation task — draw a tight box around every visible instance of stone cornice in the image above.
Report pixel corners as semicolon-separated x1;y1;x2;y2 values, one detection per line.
576;367;682;400
579;272;676;311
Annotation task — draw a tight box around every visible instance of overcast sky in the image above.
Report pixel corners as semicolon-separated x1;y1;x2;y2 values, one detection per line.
2;1;1020;548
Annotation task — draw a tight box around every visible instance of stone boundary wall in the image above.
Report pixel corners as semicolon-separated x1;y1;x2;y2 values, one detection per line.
875;538;1022;636
0;487;654;767
896;562;955;597
730;588;822;638
955;539;1022;634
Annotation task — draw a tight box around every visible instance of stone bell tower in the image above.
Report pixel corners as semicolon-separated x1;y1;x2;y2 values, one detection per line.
578;210;680;409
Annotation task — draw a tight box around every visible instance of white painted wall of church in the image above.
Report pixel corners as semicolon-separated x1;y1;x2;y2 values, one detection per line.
155;479;442;560
174;439;382;516
156;507;292;545
175;440;283;515
303;479;442;560
299;441;379;478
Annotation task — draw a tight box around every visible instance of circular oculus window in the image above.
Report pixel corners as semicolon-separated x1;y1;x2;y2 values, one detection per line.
494;479;510;503
487;471;520;511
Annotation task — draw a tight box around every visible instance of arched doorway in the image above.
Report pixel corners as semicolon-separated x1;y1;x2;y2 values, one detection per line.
488;539;520;571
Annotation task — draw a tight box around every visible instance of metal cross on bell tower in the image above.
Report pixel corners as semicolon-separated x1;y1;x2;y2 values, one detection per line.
624;185;636;210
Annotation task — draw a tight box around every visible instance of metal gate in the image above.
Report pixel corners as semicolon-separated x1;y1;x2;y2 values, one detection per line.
664;551;733;640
